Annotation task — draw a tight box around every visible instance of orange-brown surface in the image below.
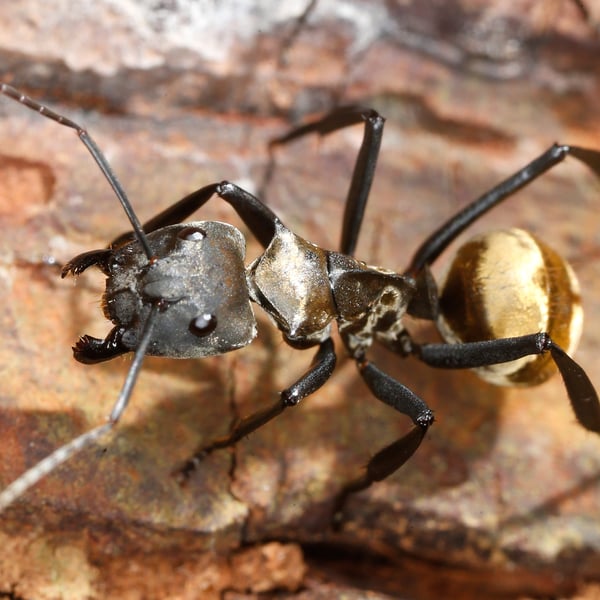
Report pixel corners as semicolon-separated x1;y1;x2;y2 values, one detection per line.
1;1;600;598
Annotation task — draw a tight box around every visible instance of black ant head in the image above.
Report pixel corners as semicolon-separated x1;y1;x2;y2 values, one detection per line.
104;221;257;358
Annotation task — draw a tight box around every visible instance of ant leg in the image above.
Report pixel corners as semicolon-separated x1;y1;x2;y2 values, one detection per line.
407;333;600;433
177;338;336;481
216;182;280;248
277;0;318;67
333;354;434;520
270;106;385;256
406;144;600;276
111;183;222;246
570;0;600;32
111;182;281;250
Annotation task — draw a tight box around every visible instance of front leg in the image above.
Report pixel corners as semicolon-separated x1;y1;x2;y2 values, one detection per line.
111;181;281;250
176;338;336;482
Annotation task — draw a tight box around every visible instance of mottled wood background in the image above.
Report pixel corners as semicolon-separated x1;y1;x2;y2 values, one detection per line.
1;1;600;598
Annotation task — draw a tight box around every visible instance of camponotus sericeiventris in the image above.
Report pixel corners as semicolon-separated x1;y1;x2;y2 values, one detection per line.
0;83;599;519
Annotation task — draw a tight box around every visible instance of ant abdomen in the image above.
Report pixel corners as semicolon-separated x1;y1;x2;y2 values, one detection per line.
438;228;582;386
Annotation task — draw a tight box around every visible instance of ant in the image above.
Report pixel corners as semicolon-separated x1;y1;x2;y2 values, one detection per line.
0;83;599;518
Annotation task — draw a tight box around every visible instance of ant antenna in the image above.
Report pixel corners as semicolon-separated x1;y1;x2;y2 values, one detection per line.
0;83;153;259
0;304;159;511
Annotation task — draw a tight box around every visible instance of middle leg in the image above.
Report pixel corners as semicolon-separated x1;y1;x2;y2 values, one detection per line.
269;106;385;256
176;338;337;482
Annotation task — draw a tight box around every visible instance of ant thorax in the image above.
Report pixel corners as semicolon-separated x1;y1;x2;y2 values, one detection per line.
246;219;337;347
327;254;416;357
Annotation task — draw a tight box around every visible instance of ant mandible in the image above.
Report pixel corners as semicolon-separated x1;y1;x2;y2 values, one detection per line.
0;83;599;517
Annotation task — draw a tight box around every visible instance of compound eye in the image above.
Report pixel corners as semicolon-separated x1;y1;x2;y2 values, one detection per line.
189;313;217;337
178;226;206;241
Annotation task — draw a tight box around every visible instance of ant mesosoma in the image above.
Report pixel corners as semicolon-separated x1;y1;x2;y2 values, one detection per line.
0;83;599;517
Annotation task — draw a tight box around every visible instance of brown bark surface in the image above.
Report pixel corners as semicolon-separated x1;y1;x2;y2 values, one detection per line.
1;1;600;598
